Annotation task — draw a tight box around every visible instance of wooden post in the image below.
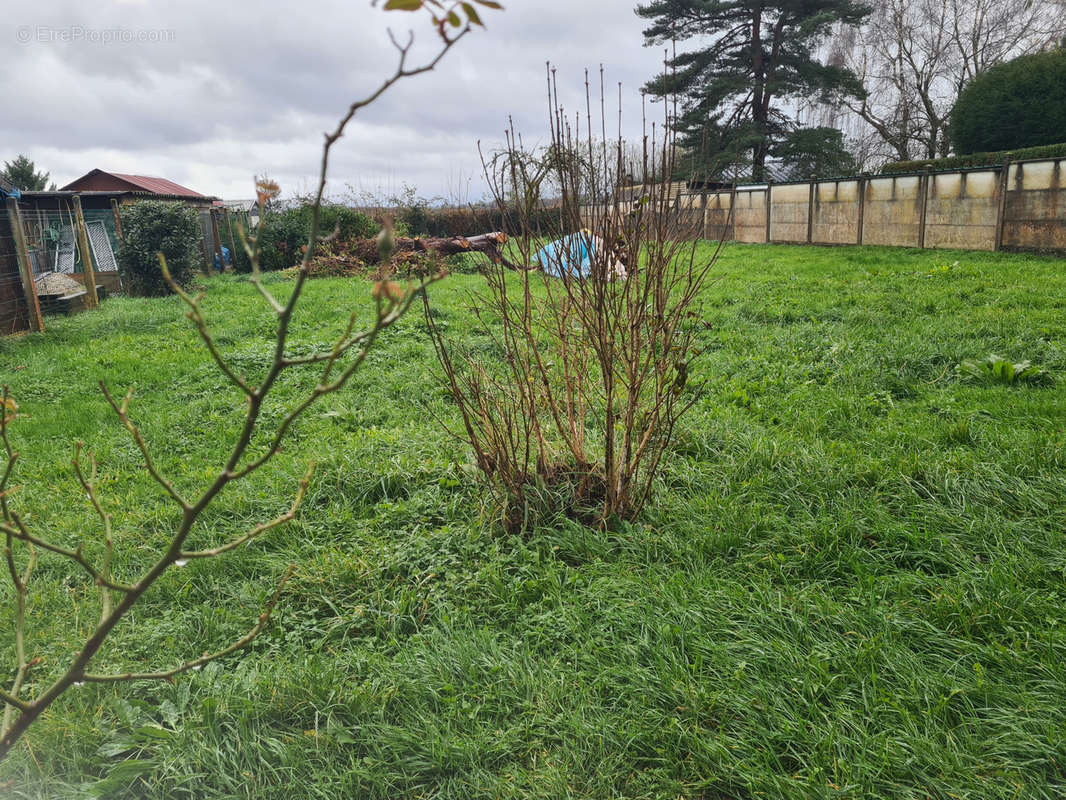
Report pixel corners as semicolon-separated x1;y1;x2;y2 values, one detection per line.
994;156;1012;252
198;211;213;276
856;174;867;246
806;176;816;244
764;181;773;243
110;198;125;242
223;209;238;269
72;196;100;308
210;210;224;273
210;210;224;272
5;198;44;333
109;198;127;292
916;168;931;250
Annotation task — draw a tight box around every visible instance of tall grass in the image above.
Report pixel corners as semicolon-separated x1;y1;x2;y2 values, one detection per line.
0;244;1064;798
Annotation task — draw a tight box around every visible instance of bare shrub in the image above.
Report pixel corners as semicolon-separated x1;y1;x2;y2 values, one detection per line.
424;69;721;531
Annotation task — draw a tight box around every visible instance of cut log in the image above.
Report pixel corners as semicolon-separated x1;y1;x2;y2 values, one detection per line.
347;231;508;263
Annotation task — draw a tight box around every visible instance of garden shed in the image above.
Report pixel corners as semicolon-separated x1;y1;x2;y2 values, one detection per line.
13;173;220;299
16;191;130;297
59;170;223;276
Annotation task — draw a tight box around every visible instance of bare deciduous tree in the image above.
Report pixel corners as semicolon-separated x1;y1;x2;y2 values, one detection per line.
814;0;1065;163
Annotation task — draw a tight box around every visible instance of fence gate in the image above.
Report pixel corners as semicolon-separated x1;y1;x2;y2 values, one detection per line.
87;220;119;274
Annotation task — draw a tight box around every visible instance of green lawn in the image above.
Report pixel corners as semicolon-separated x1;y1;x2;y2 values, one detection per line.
1;242;1065;799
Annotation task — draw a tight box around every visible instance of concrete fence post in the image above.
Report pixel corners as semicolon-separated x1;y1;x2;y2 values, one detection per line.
857;174;868;246
917;167;931;250
764;181;773;243
806;175;816;244
994;155;1012;252
729;183;738;242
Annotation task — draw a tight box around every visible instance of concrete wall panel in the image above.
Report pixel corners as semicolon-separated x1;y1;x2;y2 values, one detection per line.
769;183;809;243
1003;159;1066;250
700;192;733;241
925;170;998;251
863;176;921;246
591;156;1066;253
734;190;768;243
811;180;860;244
677;207;705;240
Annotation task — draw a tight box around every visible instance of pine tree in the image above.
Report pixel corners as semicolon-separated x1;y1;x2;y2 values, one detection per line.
637;0;870;182
1;155;54;191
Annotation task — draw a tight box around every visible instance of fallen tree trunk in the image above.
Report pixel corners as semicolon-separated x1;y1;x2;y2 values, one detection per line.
349;231;509;263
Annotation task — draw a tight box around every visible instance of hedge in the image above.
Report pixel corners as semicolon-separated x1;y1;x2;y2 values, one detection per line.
880;142;1066;176
254;205;378;271
118;200;201;296
251;203;570;271
951;48;1066;154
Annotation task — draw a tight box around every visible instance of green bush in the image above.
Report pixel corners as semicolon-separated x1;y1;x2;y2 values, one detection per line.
256;208;307;271
397;200;431;237
880;142;1066;175
255;204;377;271
951;48;1066;155
118;200;202;296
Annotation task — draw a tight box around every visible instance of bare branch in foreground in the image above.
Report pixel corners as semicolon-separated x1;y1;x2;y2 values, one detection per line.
81;566;294;684
0;0;493;760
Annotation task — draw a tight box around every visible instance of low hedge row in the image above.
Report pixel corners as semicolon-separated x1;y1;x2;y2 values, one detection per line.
249;203;568;271
393;205;566;238
880;142;1066;175
252;205;378;272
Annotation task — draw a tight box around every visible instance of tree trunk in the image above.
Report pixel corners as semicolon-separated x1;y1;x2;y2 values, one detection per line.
347;231;508;264
751;141;768;183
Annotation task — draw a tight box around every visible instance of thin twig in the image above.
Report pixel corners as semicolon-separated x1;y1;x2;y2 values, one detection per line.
180;465;314;559
99;384;191;511
81;566;294;683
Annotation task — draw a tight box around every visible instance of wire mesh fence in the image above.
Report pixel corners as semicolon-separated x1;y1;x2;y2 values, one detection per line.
0;197;126;333
2;196;247;336
0;211;31;335
19;205;121;281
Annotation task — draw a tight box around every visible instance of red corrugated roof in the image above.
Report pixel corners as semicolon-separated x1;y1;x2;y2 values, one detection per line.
109;173;204;197
60;169;206;197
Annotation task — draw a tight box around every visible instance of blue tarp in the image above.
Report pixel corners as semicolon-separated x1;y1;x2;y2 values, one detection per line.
534;232;595;278
214;245;231;271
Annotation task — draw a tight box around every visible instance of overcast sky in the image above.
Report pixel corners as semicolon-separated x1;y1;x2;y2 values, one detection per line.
3;0;668;203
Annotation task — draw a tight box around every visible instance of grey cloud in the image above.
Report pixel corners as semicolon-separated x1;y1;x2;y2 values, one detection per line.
3;0;665;199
